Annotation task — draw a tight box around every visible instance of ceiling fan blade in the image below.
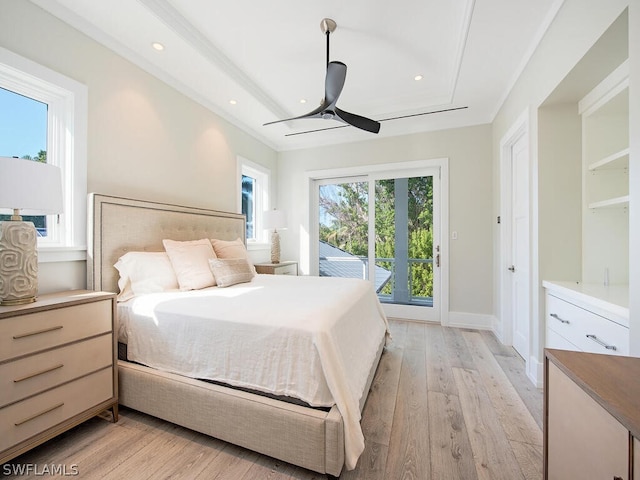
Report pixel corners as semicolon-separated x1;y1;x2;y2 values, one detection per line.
335;107;381;134
285;106;469;136
263;106;325;126
324;61;347;108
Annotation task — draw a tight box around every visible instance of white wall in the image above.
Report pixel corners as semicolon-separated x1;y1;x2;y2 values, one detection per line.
628;1;640;357
537;104;582;283
278;124;494;318
0;0;277;294
492;0;632;383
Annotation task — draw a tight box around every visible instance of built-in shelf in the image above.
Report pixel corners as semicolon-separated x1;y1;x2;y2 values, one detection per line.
588;195;629;209
588;148;629;171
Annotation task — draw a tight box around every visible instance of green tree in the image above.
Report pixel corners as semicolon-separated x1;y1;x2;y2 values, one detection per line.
21;150;47;163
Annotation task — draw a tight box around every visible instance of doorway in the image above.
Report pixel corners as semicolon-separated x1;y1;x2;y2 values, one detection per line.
311;162;445;323
500;114;531;362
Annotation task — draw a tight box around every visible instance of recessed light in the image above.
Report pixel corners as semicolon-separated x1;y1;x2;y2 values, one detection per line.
300;99;307;104
229;100;237;105
414;74;423;81
152;42;165;51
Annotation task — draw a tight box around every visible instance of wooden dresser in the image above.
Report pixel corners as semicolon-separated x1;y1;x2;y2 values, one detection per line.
0;290;117;464
545;349;640;480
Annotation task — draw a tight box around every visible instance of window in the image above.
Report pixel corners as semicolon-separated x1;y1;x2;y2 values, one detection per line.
0;47;87;259
0;88;51;237
237;157;270;245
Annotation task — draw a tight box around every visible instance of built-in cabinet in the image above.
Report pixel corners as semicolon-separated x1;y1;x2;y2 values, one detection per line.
545;349;640;480
543;58;630;356
580;59;629;285
544;281;629;355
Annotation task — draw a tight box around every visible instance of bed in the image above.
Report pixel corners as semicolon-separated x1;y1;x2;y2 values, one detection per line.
87;193;387;476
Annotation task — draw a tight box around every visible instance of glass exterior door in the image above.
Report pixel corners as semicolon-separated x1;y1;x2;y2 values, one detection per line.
318;179;370;281
374;176;435;307
316;170;440;322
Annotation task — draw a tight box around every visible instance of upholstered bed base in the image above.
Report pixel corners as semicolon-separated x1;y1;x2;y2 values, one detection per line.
88;194;384;475
118;333;383;476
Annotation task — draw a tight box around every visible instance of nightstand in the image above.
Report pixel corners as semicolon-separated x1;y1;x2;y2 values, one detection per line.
255;261;298;275
0;290;118;464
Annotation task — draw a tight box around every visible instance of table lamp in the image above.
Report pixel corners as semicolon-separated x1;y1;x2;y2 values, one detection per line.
0;156;63;305
263;209;287;264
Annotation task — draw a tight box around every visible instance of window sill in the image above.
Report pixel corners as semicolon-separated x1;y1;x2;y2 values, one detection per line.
38;246;87;263
246;242;270;252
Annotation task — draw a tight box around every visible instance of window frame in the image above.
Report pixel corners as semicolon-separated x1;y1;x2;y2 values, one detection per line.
237;156;270;248
0;47;87;262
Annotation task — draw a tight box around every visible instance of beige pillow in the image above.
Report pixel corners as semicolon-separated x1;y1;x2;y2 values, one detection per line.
210;238;256;273
163;239;217;290
208;258;255;288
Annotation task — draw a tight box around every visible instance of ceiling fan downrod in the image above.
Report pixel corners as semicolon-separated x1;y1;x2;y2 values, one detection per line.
321;18;337;67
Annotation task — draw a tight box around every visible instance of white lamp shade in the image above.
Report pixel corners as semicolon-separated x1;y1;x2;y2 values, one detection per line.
0;156;63;215
263;209;287;230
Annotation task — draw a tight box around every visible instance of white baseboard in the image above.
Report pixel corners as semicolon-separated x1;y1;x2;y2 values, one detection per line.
528;355;544;388
446;311;496;330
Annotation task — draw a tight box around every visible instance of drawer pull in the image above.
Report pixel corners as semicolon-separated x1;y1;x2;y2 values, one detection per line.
14;364;64;383
15;402;64;426
586;334;617;351
550;313;570;324
13;325;63;339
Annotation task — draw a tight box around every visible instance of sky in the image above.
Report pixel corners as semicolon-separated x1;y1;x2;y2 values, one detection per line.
0;87;47;159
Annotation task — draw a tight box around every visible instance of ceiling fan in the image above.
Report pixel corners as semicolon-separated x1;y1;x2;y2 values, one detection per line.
264;18;469;137
264;18;381;134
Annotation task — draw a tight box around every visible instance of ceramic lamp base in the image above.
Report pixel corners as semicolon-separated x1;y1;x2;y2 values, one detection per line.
0;220;38;305
270;229;281;264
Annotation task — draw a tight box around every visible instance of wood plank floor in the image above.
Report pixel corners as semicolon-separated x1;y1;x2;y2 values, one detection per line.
2;320;543;479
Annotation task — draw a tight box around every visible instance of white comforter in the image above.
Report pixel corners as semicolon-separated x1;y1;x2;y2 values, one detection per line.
118;274;388;469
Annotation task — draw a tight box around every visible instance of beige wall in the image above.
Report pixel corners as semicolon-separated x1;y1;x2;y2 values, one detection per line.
492;0;632;381
0;0;277;294
278;124;494;317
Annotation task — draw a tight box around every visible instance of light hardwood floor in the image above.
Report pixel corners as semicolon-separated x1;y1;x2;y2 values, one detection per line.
2;320;543;479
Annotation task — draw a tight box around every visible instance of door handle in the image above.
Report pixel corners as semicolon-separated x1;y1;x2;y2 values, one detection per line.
508;265;515;272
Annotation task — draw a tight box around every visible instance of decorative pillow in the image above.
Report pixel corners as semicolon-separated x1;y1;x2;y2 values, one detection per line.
163;239;217;290
114;251;179;301
210;238;256;273
208;258;255;288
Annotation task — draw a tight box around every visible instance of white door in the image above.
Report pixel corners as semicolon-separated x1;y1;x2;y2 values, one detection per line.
313;167;442;323
511;133;530;360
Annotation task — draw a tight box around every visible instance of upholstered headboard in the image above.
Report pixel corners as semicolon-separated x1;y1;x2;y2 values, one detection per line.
87;194;246;293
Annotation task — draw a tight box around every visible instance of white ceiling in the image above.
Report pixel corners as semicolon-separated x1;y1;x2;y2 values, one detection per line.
31;0;564;151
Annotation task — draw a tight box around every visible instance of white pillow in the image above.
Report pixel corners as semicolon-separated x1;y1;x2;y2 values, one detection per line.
114;252;179;301
208;258;255;288
163;238;217;290
210;238;256;273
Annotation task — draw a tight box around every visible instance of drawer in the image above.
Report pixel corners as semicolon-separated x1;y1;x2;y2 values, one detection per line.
0;334;113;408
545;327;580;352
0;300;112;362
274;263;297;275
0;368;113;452
547;294;628;356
